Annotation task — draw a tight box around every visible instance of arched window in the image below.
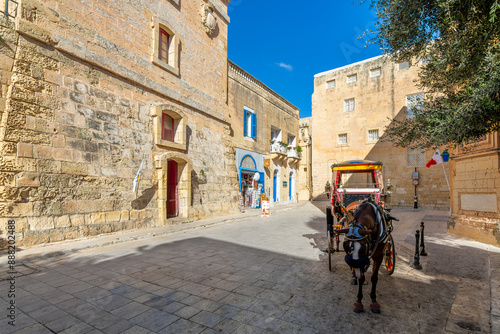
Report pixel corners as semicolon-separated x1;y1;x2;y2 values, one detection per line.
241;156;256;170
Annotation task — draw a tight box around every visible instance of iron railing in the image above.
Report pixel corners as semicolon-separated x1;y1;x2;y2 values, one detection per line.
1;0;18;20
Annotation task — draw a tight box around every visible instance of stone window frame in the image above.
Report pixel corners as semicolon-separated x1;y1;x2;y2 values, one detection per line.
151;16;181;76
344;98;355;112
151;105;187;151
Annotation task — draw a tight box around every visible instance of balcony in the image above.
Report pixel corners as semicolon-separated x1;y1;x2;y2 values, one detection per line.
270;142;287;155
287;147;302;161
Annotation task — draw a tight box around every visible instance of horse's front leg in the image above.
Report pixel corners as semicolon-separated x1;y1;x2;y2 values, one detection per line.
369;253;383;314
354;272;365;313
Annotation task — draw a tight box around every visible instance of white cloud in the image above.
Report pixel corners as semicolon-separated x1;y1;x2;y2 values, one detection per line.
276;62;293;71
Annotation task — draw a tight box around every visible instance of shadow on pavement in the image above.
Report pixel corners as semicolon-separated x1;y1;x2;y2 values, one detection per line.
3;225;483;334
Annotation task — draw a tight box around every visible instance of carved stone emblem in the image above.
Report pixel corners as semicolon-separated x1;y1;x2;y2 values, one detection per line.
201;3;217;35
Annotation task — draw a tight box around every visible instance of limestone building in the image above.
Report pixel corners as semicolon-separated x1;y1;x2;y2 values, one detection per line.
228;61;300;208
312;56;450;209
0;0;242;246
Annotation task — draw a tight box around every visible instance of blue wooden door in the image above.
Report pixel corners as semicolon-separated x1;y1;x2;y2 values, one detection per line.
273;174;277;202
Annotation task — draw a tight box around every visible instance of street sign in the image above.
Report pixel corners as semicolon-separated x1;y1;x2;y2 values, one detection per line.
413;179;419;186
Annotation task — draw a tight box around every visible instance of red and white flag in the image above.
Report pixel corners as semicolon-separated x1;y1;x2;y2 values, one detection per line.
426;149;443;168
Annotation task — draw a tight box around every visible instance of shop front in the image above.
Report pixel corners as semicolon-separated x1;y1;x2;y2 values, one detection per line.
235;148;265;208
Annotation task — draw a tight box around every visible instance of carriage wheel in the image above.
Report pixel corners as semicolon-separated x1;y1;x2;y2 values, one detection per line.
384;234;396;275
327;230;333;272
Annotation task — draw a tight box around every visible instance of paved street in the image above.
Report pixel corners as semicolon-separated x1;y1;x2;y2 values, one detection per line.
2;202;500;333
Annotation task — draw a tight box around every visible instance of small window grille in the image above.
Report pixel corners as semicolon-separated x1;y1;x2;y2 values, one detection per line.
407;147;425;166
347;74;357;83
344;98;355;112
370;68;381;77
398;61;410;70
406;93;424;118
326;80;336;89
368;129;379;141
338;133;348;145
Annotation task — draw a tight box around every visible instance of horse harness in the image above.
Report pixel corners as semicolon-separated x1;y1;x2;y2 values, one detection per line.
343;202;391;268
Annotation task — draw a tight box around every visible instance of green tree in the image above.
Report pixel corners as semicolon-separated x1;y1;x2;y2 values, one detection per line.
367;0;500;148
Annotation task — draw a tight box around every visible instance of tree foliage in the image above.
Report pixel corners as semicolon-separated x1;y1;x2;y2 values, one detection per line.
367;0;500;148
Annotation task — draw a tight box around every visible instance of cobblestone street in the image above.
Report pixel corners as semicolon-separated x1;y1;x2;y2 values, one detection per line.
2;202;499;333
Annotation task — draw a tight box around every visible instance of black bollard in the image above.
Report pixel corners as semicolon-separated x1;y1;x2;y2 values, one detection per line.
419;222;428;256
411;230;422;270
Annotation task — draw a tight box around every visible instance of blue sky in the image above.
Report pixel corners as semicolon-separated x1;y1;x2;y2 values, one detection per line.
227;1;384;118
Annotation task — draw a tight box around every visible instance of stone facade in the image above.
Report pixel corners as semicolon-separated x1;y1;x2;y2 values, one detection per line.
0;0;241;247
298;117;312;200
228;61;300;207
448;133;500;245
312;56;450;209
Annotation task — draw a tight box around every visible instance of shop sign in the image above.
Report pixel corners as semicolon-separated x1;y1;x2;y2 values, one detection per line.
264;159;271;167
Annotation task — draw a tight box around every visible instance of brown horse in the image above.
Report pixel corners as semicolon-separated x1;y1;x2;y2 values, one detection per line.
336;200;391;313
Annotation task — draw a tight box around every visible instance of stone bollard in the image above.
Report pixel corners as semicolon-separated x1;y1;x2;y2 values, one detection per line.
411;230;422;270
419;222;428;256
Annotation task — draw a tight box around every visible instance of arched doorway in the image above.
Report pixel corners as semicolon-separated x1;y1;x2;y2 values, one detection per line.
155;152;192;223
289;170;295;201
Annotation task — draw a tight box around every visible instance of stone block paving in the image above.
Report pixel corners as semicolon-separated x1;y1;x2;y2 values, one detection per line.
1;203;500;333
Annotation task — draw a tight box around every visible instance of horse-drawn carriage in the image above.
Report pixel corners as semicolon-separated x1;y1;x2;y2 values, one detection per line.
325;160;399;313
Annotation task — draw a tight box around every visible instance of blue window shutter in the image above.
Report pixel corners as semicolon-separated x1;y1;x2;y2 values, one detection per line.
251;112;257;138
243;110;248;137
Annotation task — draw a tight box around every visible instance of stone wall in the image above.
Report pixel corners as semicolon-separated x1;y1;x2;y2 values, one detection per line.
0;0;239;248
312;56;450;209
448;133;500;245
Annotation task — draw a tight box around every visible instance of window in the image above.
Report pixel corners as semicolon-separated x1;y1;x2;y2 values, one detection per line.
271;126;282;142
368;129;379;142
347;74;357;83
407;147;425;166
338;133;348;145
151;105;187;151
398;61;410;70
326;79;336;89
370;68;381;77
243;107;256;139
151;17;180;76
406;93;424;118
162;113;174;141
159;28;171;63
288;135;296;147
344;98;355;112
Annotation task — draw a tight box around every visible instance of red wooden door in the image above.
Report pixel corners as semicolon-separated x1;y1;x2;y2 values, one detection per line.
167;160;179;218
